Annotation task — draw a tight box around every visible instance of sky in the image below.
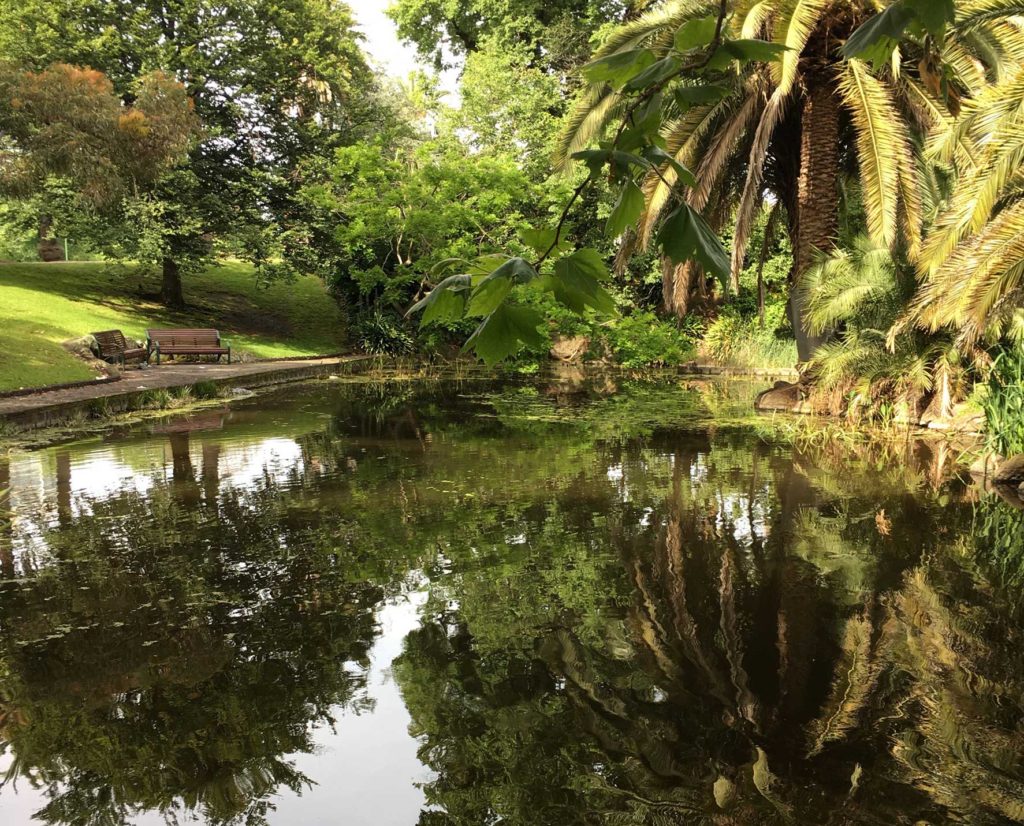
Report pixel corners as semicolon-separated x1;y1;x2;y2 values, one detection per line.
351;0;461;99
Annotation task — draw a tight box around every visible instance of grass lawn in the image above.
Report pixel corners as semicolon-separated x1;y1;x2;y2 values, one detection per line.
0;260;346;392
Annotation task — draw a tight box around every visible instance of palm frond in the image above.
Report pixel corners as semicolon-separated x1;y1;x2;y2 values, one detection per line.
957;0;1024;31
690;80;765;210
799;237;899;335
730;91;788;279
553;86;625;171
839;60;911;252
770;0;831;92
589;0;717;59
915;199;1024;342
740;0;773;38
943;36;989;94
637;100;734;246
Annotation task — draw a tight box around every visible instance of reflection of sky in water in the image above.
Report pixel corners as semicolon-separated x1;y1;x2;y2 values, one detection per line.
0;593;432;825
4;435;308;573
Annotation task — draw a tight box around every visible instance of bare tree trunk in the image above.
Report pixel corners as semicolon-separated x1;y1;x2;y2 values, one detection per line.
792;75;841;362
38;214;64;262
162;257;185;308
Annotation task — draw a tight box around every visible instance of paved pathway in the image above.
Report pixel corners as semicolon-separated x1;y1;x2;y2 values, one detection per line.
0;356;372;420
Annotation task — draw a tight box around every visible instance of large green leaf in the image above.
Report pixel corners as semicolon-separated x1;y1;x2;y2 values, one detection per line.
674;16;719;52
623;56;682;92
674;84;731;110
909;0;954;36
466;257;537;317
606;180;645;238
408;273;472;328
551;249;617;315
520;226;570;258
572;148;611;178
658;203;730;287
706;39;788;71
630;92;663;136
643;145;697;187
464;303;546;365
842;2;916;65
466;275;512;317
583;48;656;89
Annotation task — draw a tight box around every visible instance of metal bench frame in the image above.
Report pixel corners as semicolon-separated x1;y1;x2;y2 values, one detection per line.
92;329;150;367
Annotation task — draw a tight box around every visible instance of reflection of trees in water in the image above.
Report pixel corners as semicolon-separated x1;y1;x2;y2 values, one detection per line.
396;441;1024;826
3;378;1023;826
0;476;390;826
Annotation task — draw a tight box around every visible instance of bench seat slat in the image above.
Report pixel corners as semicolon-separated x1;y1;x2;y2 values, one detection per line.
147;328;231;363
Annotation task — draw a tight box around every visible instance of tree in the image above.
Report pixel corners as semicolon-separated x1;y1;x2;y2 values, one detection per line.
554;0;1013;360
388;0;632;72
293;136;536;314
0;0;380;307
0;63;197;260
911;55;1024;347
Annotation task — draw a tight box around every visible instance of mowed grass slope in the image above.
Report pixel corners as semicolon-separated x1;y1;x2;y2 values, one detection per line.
0;261;346;392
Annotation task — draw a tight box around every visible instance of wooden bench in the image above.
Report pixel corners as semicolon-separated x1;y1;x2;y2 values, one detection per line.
147;329;231;365
92;329;150;367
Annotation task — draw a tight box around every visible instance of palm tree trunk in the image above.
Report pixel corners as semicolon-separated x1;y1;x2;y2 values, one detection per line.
162;256;185;308
792;75;841;362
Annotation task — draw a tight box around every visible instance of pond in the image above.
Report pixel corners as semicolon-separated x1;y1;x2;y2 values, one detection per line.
0;374;1023;826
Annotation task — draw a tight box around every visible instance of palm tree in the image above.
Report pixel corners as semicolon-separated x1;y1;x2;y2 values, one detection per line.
912;57;1024;347
556;0;1021;360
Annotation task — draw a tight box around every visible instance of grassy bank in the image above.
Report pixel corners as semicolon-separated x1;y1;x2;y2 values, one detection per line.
0;261;345;392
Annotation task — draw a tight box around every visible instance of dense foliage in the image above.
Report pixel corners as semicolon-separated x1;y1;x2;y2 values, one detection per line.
1;0;1023;412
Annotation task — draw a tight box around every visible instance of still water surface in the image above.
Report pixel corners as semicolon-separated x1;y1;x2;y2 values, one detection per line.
0;375;1022;825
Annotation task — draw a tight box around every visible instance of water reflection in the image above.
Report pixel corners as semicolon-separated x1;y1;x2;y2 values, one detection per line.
0;376;1021;825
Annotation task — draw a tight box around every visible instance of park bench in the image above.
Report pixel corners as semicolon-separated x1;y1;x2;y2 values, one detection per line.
147;328;231;365
92;329;150;367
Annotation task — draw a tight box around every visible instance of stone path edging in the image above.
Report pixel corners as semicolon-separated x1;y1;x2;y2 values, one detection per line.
0;355;376;432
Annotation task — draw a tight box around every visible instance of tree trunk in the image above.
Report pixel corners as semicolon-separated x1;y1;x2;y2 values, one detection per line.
792;74;841;362
37;214;64;262
162;257;185;308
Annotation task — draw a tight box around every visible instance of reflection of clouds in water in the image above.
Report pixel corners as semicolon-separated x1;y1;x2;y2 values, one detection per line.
4;435;306;572
717;492;770;546
215;437;305;493
273;588;434;825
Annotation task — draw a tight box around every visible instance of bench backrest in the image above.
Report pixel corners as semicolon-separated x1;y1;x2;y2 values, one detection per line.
147;328;221;347
93;329;130;358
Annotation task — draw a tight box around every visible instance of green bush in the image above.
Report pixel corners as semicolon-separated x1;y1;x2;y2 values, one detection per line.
602;311;696;368
191;380;221;400
354;311;416;356
983;346;1024;456
703;305;796;369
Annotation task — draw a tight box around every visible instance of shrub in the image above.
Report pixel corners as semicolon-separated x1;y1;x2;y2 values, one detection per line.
602;311;696;368
354;310;415;356
191;380;220;400
702;306;796;369
982;346;1024;456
